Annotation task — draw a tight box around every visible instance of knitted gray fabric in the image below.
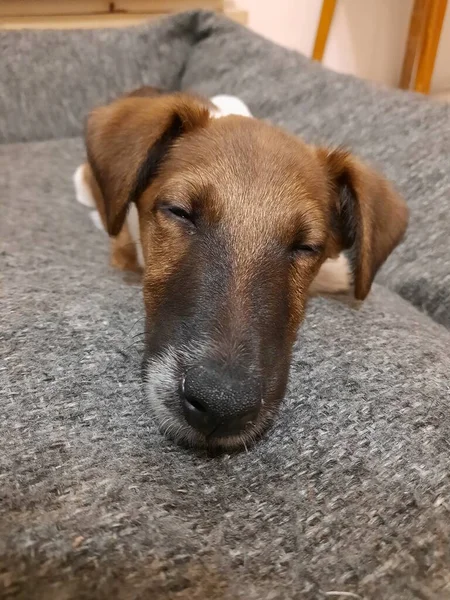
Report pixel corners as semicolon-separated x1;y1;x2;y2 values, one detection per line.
0;15;192;144
1;11;450;600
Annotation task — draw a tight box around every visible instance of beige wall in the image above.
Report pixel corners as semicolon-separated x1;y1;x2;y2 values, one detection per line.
237;0;450;92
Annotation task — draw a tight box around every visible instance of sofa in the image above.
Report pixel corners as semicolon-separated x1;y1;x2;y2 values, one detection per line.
1;10;449;599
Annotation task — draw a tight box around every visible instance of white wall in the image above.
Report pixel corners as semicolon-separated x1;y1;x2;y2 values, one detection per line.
238;0;450;92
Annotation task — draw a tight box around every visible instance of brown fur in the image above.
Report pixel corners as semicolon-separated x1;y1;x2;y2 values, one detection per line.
84;92;409;337
139;116;334;340
317;147;409;299
86;95;210;235
81;162;141;272
80;90;409;448
84;94;407;301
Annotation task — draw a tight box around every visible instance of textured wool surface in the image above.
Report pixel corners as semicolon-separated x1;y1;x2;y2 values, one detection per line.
0;18;190;144
1;11;450;600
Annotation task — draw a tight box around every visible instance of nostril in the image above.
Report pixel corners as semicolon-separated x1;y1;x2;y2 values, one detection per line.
181;373;207;413
180;373;212;434
185;397;207;413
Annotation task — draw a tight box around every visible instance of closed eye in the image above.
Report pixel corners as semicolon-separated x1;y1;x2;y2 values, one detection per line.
160;204;195;227
289;243;323;257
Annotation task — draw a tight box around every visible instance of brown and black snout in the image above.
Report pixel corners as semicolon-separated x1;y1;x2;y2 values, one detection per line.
181;363;261;437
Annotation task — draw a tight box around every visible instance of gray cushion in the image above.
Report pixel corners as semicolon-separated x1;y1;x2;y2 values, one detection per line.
181;12;450;328
2;12;450;600
0;14;194;144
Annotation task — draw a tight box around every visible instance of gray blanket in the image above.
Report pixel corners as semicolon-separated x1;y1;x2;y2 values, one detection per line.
1;11;450;600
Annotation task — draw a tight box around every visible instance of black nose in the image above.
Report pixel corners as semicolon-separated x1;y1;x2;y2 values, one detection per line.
181;364;261;436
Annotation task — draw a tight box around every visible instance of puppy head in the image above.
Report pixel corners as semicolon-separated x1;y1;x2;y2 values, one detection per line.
86;94;408;449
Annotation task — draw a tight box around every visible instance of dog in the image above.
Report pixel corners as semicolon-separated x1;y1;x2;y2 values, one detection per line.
74;86;408;450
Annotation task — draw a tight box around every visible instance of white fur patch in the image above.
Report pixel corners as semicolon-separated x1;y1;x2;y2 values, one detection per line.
144;344;208;448
89;210;104;231
73;165;95;208
210;94;252;119
310;254;352;295
126;204;144;268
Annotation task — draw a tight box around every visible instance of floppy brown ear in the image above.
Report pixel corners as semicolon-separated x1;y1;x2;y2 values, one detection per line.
85;95;210;236
318;148;409;300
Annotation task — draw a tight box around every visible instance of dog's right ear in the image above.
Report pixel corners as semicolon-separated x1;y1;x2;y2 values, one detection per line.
85;95;210;236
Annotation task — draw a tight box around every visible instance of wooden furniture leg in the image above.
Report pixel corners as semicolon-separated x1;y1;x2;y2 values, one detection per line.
399;0;429;89
414;0;448;93
312;0;337;62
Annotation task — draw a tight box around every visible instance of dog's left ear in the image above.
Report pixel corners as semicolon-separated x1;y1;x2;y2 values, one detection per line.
318;148;409;300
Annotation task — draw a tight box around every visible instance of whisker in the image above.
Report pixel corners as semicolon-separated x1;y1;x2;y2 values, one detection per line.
124;316;146;337
117;340;145;356
130;331;146;340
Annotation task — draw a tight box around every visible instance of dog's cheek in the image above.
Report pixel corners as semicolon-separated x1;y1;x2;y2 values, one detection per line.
287;261;319;338
142;225;190;320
